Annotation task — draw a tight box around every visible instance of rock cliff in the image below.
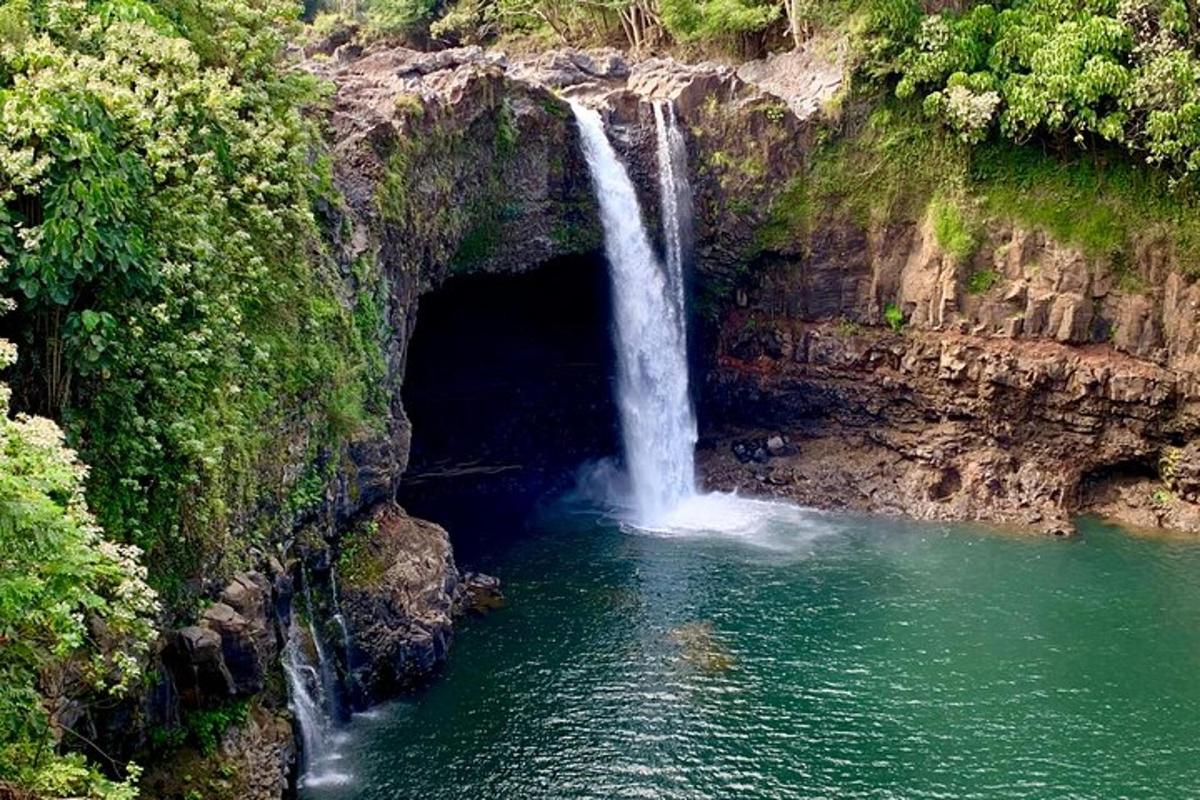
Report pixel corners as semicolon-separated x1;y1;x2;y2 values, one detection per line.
312;39;1200;537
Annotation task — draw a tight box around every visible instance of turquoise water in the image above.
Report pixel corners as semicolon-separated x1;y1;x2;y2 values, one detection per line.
303;500;1200;799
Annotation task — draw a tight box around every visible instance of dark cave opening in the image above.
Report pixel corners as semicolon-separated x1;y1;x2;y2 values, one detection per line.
1077;456;1163;506
397;252;619;564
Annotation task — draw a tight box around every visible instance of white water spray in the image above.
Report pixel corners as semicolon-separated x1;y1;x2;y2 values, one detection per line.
575;100;818;540
283;617;330;769
572;102;697;526
284;569;352;789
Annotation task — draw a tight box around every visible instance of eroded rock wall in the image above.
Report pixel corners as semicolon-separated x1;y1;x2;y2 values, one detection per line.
124;35;1200;798
704;216;1200;535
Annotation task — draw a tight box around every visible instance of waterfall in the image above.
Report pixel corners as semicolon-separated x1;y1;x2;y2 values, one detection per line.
653;101;693;316
283;617;330;773
572;102;697;526
283;566;352;788
301;565;343;722
329;568;355;692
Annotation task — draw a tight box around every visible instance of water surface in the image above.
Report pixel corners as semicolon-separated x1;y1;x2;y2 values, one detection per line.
303;502;1200;799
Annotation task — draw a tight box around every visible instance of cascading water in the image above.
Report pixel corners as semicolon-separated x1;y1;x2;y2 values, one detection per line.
284;567;352;788
301;565;343;722
653;101;693;314
283;617;330;771
574;99;812;539
572;101;698;526
329;569;354;675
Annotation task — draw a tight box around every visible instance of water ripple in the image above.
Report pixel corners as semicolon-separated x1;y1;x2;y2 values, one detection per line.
302;507;1200;800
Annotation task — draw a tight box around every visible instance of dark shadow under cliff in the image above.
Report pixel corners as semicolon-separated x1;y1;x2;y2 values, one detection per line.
398;252;619;564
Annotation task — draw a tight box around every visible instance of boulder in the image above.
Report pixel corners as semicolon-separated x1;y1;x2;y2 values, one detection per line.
201;603;266;696
162;626;234;707
457;572;505;614
339;506;462;701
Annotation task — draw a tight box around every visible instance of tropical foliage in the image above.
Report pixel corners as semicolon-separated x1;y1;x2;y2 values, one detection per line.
0;0;384;595
359;0;843;52
0;310;157;799
885;0;1200;179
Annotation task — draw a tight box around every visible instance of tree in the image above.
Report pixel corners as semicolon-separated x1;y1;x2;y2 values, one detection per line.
660;0;780;54
887;0;1200;178
1;0;382;586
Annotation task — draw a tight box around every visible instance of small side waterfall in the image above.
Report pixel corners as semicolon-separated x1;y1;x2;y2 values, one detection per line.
653;101;693;314
301;565;343;722
329;569;353;661
283;617;330;772
572;102;697;525
283;565;351;788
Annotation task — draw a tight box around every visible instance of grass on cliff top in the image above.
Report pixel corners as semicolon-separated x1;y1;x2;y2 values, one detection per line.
971;143;1200;275
791;100;1200;276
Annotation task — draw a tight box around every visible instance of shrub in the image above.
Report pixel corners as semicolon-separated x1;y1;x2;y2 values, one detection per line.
966;268;1000;294
0;309;157;798
884;302;905;331
885;0;1200;182
0;0;387;601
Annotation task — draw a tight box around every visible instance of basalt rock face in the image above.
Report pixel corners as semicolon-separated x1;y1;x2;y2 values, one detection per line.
126;35;1200;799
312;38;1200;537
702;217;1200;535
138;569;297;800
303;40;819;515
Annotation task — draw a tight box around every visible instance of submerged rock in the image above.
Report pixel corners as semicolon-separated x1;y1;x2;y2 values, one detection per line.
458;572;505;615
668;621;735;673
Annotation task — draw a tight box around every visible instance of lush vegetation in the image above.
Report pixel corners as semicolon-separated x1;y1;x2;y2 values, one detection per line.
0;0;386;602
885;0;1200;181
0;315;157;798
337;0;850;53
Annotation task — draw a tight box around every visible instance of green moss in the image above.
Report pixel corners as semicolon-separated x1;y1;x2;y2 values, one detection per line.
452;218;502;271
495;100;518;159
551;219;601;253
538;95;569;119
965;268;999;295
801;96;1200;281
394;92;425;118
929;195;977;264
338;518;384;587
756;174;810;252
805;102;969;229
971;142;1200;276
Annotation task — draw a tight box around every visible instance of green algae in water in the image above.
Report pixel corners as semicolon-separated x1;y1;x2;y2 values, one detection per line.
302;504;1200;799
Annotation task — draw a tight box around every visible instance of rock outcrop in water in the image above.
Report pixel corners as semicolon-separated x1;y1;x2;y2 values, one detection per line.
338;506;462;700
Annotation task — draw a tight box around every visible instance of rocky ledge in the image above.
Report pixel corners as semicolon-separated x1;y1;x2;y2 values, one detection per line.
703;218;1200;536
339;505;474;701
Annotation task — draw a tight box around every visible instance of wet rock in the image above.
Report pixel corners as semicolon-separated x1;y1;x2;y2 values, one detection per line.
457;572;505;614
339;505;461;701
162;626;234;708
703;316;1200;535
200;604;265;696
